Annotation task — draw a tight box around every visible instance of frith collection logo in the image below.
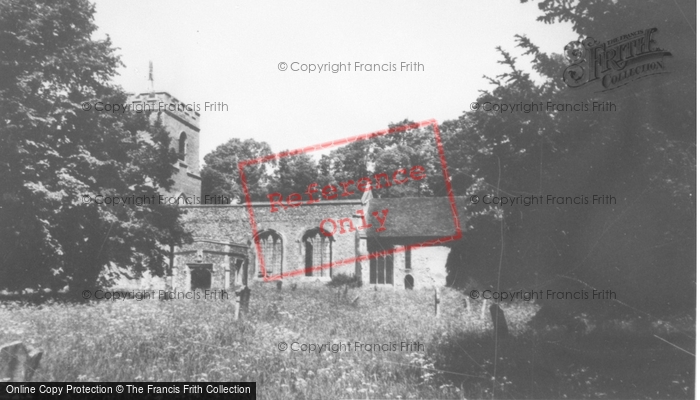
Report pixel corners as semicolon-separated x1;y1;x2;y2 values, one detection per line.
563;28;672;92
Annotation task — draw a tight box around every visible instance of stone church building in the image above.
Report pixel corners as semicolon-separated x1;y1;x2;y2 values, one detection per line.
125;92;466;292
174;194;467;292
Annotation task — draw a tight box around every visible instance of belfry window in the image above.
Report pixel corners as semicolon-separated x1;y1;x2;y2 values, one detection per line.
178;132;187;161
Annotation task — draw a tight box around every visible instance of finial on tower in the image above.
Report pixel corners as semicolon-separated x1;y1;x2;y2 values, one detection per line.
148;61;154;94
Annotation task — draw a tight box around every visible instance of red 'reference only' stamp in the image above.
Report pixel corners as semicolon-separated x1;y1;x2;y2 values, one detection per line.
238;119;461;281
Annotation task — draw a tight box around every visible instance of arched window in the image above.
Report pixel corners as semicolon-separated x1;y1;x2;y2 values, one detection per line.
176;192;188;205
256;230;283;277
178;132;187;161
302;228;334;277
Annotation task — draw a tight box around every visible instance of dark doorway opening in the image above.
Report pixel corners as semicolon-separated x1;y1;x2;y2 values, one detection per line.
190;267;212;290
404;274;414;290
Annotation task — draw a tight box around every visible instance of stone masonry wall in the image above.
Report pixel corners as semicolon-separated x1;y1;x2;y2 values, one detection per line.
410;245;450;289
114;200;452;291
178;200;364;284
158;110;201;198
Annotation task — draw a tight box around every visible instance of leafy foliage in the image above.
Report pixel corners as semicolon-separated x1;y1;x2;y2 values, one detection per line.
201;138;274;202
0;0;191;294
268;152;319;198
445;0;695;316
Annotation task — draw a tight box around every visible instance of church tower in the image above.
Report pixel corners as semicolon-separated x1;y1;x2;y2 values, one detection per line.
128;91;202;200
128;63;201;200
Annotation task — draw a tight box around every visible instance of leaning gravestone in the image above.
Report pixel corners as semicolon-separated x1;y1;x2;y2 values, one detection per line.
489;303;510;340
434;286;441;317
234;286;251;321
0;341;43;382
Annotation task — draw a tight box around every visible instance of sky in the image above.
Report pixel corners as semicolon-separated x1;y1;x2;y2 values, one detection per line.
92;1;576;164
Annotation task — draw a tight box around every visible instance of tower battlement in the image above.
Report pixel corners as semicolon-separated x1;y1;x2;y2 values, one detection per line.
129;92;200;129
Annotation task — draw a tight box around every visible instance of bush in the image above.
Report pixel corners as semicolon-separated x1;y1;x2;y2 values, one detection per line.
327;273;362;288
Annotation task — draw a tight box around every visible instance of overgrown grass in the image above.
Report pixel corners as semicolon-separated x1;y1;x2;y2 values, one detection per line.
0;284;693;399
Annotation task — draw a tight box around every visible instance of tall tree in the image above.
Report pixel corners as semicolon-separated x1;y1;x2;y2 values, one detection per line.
201;138;274;203
268;152;319;198
447;0;695;316
0;0;191;295
373;120;445;197
321;120;446;198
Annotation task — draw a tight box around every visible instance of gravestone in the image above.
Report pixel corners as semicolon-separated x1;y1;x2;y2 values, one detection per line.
489;303;510;340
234;286;251;321
434;286;441;317
0;341;43;382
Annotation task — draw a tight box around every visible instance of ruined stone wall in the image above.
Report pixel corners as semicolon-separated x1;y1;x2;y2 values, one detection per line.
177;200;363;285
409;246;450;289
114;201;452;291
359;244;450;291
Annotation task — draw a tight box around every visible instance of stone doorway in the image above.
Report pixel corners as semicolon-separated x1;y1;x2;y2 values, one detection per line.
404;274;414;290
189;265;213;290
